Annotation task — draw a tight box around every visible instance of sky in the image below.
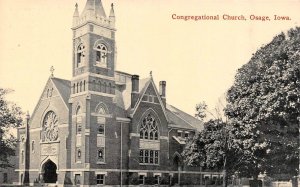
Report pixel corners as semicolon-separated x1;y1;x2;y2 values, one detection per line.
0;0;300;118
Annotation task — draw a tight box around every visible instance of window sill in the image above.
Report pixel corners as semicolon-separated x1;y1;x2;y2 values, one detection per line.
95;62;108;68
139;163;159;166
97;162;106;165
76;161;82;164
40;139;60;144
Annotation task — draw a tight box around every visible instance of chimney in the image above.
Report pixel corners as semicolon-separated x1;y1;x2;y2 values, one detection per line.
131;75;139;108
159;81;166;106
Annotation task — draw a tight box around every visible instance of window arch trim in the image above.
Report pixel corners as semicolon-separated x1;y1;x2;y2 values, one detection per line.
95;102;109;115
76;43;86;68
93;39;112;52
138;109;161;140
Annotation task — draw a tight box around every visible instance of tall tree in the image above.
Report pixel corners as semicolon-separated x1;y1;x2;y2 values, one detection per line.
0;88;23;168
226;27;300;181
183;102;262;187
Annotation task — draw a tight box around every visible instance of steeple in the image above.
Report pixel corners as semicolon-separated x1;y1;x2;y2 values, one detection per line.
95;0;107;17
82;0;95;14
73;0;114;29
71;0;117;96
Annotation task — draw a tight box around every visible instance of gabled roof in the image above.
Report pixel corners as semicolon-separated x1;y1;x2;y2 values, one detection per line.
29;77;71;123
30;72;202;132
130;77;169;121
51;77;71;107
115;72;203;131
166;104;203;131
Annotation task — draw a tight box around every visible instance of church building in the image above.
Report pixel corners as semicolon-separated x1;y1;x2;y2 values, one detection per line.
16;0;222;186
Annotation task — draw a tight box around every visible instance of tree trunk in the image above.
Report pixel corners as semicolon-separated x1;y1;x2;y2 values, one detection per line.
223;169;227;187
223;156;228;187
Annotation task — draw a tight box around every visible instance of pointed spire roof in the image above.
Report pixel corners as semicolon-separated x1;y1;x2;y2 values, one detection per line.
109;3;115;18
95;0;107;17
83;0;95;12
74;0;114;28
73;3;79;18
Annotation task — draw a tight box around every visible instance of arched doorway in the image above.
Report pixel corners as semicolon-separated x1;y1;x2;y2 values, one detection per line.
42;160;57;183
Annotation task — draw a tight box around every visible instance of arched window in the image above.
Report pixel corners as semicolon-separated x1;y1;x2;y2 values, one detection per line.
42;111;58;142
21;150;24;164
95;44;108;67
77;44;85;67
140;113;159;140
103;82;107;93
80;82;82;92
76;106;82;134
73;83;76;94
32;141;35;152
97;81;101;92
92;80;96;91
83;81;86;91
97;149;104;162
76;83;79;93
95;104;107;115
108;83;112;94
106;83;110;94
101;82;105;93
77;149;81;159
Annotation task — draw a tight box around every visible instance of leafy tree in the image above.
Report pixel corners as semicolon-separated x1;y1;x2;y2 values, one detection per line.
183;102;262;187
0;88;23;168
226;27;300;181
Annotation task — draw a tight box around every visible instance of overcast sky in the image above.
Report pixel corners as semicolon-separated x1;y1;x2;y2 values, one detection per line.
0;0;300;118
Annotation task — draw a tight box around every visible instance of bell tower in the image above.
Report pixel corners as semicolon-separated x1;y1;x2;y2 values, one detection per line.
71;0;116;95
69;0;117;174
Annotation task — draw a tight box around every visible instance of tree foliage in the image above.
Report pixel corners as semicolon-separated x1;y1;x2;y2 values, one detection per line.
183;102;263;187
0;88;23;168
183;27;300;186
226;27;300;179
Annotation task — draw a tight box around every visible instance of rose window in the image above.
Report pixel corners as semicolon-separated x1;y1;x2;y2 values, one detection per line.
42;111;59;142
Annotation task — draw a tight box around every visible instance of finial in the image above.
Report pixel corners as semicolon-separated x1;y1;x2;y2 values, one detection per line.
109;2;115;19
150;71;152;77
75;3;78;9
50;66;55;77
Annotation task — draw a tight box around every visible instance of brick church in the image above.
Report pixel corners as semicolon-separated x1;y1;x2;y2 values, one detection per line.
16;0;222;186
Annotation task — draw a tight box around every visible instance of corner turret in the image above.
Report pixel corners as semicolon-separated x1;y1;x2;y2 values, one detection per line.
109;3;115;27
73;3;79;27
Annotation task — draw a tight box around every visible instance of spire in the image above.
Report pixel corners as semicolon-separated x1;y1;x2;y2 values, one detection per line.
109;3;115;18
95;0;107;17
109;3;115;27
73;3;79;26
81;0;95;17
84;0;95;11
75;0;114;28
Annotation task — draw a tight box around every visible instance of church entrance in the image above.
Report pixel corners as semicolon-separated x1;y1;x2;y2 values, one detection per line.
42;160;57;183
